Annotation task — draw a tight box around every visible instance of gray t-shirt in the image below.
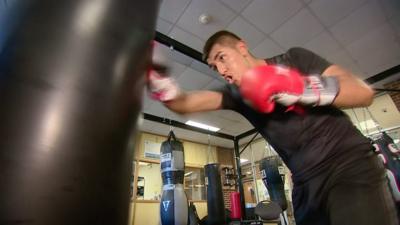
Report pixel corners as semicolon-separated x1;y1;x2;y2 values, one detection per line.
219;47;373;183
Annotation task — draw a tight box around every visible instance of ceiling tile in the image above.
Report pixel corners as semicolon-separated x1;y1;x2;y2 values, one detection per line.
325;49;354;67
223;120;254;136
329;0;386;46
389;14;400;37
190;60;221;79
216;110;245;123
176;0;236;40
203;79;225;90
176;67;214;90
144;101;170;118
213;138;234;148
170;48;194;66
325;49;364;77
361;57;400;78
169;61;187;79
149;123;171;135
241;0;303;34
226;16;265;49
169;26;204;52
141;93;154;111
251;37;285;58
380;0;400;20
210;116;240;130
346;23;400;77
309;0;367;27
156;18;173;34
220;0;252;13
155;38;195;68
303;31;341;59
158;0;191;23
187;111;216;124
270;8;324;49
138;120;156;133
138;119;161;130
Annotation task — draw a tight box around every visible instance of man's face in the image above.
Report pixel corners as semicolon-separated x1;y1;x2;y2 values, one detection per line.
207;43;250;86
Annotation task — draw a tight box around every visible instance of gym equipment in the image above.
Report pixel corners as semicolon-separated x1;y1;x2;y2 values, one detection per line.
230;192;242;220
259;156;289;225
0;1;159;224
372;132;400;202
355;108;400;204
259;156;287;211
222;166;236;186
188;202;201;225
205;163;226;225
254;200;282;220
160;130;188;225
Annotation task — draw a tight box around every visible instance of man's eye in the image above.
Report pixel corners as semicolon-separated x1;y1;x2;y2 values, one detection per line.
209;65;217;71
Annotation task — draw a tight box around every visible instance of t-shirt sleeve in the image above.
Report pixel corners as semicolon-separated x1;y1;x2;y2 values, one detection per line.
214;84;237;110
286;47;332;75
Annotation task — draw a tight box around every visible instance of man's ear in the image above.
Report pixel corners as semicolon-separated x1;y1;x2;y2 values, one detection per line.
236;40;249;56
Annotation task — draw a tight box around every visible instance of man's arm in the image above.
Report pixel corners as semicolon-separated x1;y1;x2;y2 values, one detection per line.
164;90;223;114
323;65;374;108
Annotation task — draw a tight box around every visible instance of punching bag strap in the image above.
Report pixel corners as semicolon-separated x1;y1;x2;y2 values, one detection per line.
167;130;177;142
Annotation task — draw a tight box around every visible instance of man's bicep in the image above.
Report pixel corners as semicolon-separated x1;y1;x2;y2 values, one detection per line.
321;64;374;107
322;64;355;78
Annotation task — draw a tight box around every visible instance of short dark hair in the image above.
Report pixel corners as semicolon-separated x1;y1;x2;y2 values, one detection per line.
203;30;242;61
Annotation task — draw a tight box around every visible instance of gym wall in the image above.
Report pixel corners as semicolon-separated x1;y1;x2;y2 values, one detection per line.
384;79;400;111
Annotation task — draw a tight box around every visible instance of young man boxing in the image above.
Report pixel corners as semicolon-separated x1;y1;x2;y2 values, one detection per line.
148;30;398;225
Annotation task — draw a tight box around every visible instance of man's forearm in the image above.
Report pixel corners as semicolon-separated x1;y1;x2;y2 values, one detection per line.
164;90;223;114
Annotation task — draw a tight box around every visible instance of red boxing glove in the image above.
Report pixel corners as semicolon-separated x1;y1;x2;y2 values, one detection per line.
240;65;339;113
240;65;303;113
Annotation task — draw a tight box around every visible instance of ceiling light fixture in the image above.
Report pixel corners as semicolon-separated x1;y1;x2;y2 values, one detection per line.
199;13;212;24
240;158;249;164
185;120;220;132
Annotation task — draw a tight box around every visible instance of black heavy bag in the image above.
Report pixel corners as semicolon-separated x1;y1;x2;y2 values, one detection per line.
205;163;226;225
372;132;400;202
259;156;288;211
188;202;201;225
0;1;159;225
160;131;188;225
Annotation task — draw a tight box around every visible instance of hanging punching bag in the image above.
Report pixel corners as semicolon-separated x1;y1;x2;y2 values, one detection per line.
205;163;226;225
0;1;159;224
259;156;288;211
160;131;189;225
372;132;400;202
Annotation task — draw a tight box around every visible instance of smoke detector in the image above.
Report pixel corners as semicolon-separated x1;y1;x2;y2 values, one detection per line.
199;13;212;24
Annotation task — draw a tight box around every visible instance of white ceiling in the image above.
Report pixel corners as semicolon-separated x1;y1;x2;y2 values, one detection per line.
140;0;400;148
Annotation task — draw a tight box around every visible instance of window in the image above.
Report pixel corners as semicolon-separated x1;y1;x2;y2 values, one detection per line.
136;162;161;200
184;167;206;201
